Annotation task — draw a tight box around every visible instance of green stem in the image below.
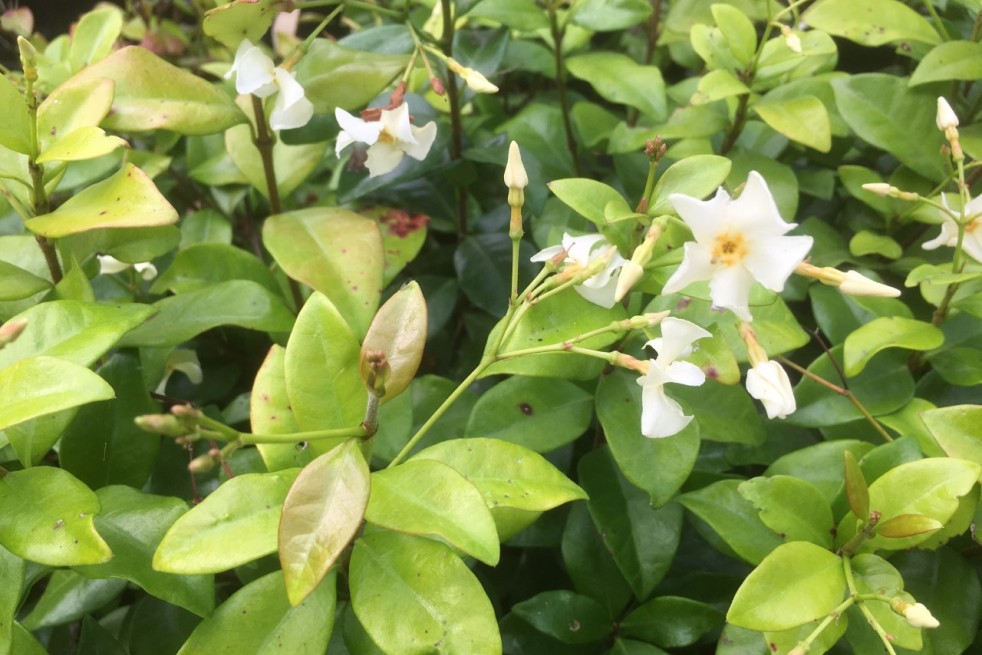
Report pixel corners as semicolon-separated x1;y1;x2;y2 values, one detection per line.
547;1;581;175
796;596;857;654
510;237;521;302
299;4;346;52
846;556;898;655
197;413;368;445
295;0;402;16
921;0;951;40
439;0;469;240
640;157;659;211
25;70;62;283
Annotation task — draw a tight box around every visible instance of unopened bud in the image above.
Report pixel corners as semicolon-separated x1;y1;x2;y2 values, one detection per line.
0;319;27;346
446;58;498;93
17;36;37;82
503;141;528;191
171;404;202;421
936;97;959;131
780;24;802;53
431;76;445;96
862;182;894;197
839;270;901;298
891;600;940;629
135;414;188;437
614;261;644;302
360;350;390;398
614;352;647;374
188;453;216;474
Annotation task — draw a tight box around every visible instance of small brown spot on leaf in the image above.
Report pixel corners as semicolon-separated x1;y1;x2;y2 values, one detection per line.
518;402;533;416
54;519;64;530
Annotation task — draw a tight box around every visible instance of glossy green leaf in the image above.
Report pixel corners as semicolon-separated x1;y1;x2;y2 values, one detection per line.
36;126;126;164
202;0;293;48
470;0;550;31
350;530;501;655
251;345;309;471
369;207;429;286
264;207;383;336
28;164;178;238
565;52;666;120
465;375;592;453
877;514;943;539
910;40;982;86
561;503;633;616
844;450;870;521
119;280;295;348
154;469;299;574
454;233;537;316
569;0;651;31
75;486;213;617
849;230;902;259
802;0;940;46
0;261;51;301
0;466;112;566
578;448;683;600
284;293;366;432
678;480;783;565
595;371;700;505
764;615;848;655
367;460;499;565
67;46;245;134
279;440;370;606
548;179;629;227
848;554;920;649
225;120;326;199
511;590;609;644
837;458;980;552
843;317;944;376
37;78;114;158
727;542;846;631
647;155;732;215
691;68;751;105
0;545;24;655
59;353;160;489
68;6;122;70
752;95;831;152
78;616;127;655
150;243;280;295
21;570;126;630
361;281;427;402
738;476;835;548
176;570;335;655
922;405;982;472
411;437;587;512
295;40;409;113
620;596;724;648
710;4;757;65
0;356;114;433
0;76;31;155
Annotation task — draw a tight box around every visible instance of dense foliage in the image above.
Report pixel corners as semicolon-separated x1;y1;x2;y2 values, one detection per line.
1;0;982;654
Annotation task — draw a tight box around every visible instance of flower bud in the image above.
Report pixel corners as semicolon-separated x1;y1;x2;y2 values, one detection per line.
360;350;390;399
746;360;796;419
446;58;499;93
936;97;959;131
503;141;528;191
17;36;37;82
188;453;216;474
839;271;901;298
135;414;188;437
862;183;894;197
614;261;644;302
780;24;802;53
0;319;27;347
904;602;940;629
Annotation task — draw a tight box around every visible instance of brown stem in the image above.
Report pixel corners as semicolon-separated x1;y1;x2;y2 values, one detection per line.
721;92;749;154
440;0;469;240
548;3;581;176
644;0;663;65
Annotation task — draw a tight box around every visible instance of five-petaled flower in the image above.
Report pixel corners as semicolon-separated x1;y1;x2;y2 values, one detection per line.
225;39;314;130
531;232;626;308
663;171;813;322
636;318;711;439
923;194;982;263
335;104;438;178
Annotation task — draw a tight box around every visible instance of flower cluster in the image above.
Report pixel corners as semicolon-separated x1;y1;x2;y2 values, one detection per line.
225;39;313;130
335;104;437;178
531;233;626;309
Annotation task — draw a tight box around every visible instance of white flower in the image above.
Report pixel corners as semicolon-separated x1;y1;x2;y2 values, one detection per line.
937;97;959;131
839;271;901;298
923;194;982;262
446;58;499;93
225;39;314;130
155;349;203;395
636;318;711;438
98;255;157;280
904;602;940;629
663;171;813;322
335;104;438;178
746;360;796;419
531;232;626;308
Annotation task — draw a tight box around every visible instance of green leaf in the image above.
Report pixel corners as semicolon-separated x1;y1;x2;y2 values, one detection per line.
465;375;593;453
620;596;724;648
295;40;409;113
28;164;178;238
831;74;946;181
844;450;870;521
366;460;500;566
0;545;24;654
849;230;902;259
837;458;981;552
711;4;757;66
411;437;587;512
548;179;628;227
350;531;501;655
848;554;920;649
0;261;51;301
691;68;751;105
38;78;115;160
561;503;633;615
250;345;310;472
150;243;280;296
75;486;213;617
0;356;114;433
578;448;683;600
469;0;550;31
802;0;941;46
154;469;299;574
225;119;326;199
0;76;32;156
202;0;293;48
738;476;835;549
877;514;943;539
727;542;846;631
673;379;767;445
119;280;295;348
21;570;126;630
646;155;732;215
361;281;427;402
511;591;609;644
68;6;123;70
36;126;127;164
843;317;944;376
922;404;982;471
284;293;366;432
678;480;783;565
67;46;245;134
0;466;112;566
264;208;383;336
455;233;537;316
911;40;982;86
176;570;335;655
368;206;429;286
569;0;651;31
279;440;369;606
752;95;831;152
595;371;700;505
565;52;666;120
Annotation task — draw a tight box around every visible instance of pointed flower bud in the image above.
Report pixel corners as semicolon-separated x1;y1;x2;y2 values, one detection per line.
188;453;216;474
904;602;940;629
446;57;499;93
862;182;894;197
780;24;802;53
0;319;27;347
746;360;797;419
936;97;959;131
614;261;645;302
17;36;37;82
503;141;528;191
839;270;901;298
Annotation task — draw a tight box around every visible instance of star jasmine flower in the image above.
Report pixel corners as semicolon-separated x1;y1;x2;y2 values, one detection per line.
335;104;438;178
663;171;814;322
98;254;157;280
531;232;626;308
923;194;982;262
636;318;711;439
745;360;796;419
225;39;314;130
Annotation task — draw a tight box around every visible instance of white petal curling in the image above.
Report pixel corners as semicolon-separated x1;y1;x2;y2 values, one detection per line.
224;39;253;80
746;360;796;419
574;275;619;308
665;360;706;387
335;108;383;154
650;317;712;363
661;241;715;294
922;220;958;250
97;254;131;275
639;384;693;439
531;244;564;263
235;45;278;97
365;141;406;177
708;264;756;322
404;121;438;161
381;103;417;145
133;262;158;281
269;68;313;130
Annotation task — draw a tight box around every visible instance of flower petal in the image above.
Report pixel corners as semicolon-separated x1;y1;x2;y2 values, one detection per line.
269;69;313;130
335;108;383;149
743;234;813;292
235;46;277;97
665;360;706;387
653;317;712;363
574;275;619;308
746;360;796;419
380;103;417;145
662;241;715;294
225;39;254;79
404;121;437;161
669;186;731;244
708;264;756;322
365;141;405;177
640;384;693;439
531;244;564;263
963;231;982;263
726;171;794;236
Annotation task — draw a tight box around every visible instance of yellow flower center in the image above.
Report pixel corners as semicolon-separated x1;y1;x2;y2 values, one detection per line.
378;129;396;144
712;232;747;267
967;218;980;235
